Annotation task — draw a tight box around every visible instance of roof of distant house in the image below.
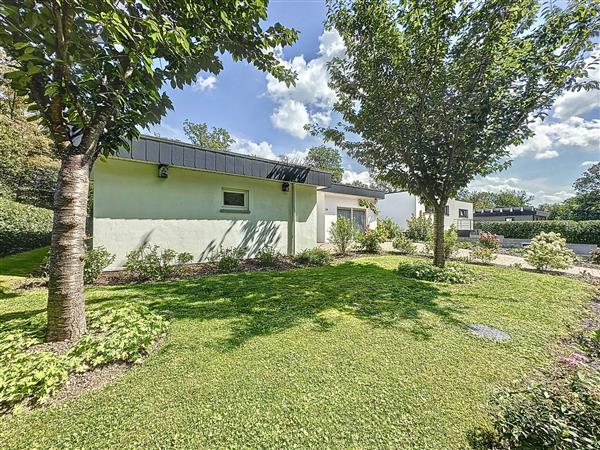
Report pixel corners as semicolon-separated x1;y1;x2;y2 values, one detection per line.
474;207;549;217
116;135;333;187
319;183;386;199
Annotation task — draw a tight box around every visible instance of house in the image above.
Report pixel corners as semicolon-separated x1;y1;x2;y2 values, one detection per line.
92;136;332;269
474;207;549;222
378;192;473;232
316;183;386;243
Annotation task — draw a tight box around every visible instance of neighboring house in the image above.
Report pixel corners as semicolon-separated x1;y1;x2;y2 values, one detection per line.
474;207;549;222
378;192;473;231
316;183;386;243
92;136;332;269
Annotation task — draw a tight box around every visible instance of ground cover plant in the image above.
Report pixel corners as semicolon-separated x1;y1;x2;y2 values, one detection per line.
0;254;595;449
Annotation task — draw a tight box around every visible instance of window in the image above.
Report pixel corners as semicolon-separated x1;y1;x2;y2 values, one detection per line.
458;209;468;218
222;189;248;212
337;207;367;233
505;217;514;222
444;205;450;216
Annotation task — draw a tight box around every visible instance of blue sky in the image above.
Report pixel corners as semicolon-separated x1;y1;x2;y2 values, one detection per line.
147;1;600;206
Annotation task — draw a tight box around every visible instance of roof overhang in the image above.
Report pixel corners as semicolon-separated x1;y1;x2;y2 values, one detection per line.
320;183;386;199
116;135;333;187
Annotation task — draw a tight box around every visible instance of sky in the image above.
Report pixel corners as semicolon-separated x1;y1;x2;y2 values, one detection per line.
147;1;600;206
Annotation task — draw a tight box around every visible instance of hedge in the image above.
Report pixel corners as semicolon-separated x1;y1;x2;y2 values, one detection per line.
475;220;600;244
0;198;53;256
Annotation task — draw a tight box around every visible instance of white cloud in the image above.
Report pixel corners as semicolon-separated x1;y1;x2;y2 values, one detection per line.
553;49;600;119
270;99;310;139
342;169;371;185
534;150;559;160
192;75;217;92
230;138;278;160
538;190;575;203
266;29;345;138
581;160;599;166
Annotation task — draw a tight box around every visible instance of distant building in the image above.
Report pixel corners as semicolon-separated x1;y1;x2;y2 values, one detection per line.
474;207;549;222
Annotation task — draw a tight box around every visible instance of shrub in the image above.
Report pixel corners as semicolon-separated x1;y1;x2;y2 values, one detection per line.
397;260;474;284
124;244;193;281
405;213;433;242
591;247;600;265
471;246;497;264
0;198;53;256
477;231;500;251
257;246;281;266
83;246;115;284
378;217;401;241
525;232;575;271
476;220;600;244
481;370;600;449
355;228;384;253
329;217;355;255
212;246;246;273
392;234;416;254
427;225;459;258
293;248;332;266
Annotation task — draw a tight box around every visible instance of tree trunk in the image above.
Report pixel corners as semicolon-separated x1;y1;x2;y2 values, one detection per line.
433;204;446;268
46;152;91;342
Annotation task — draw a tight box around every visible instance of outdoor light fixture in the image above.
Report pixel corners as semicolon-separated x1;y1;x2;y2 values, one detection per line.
158;164;169;179
282;182;290;192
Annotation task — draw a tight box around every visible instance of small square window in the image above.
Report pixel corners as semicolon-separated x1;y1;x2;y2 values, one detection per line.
505;217;514;222
459;209;468;218
222;189;248;212
444;205;450;216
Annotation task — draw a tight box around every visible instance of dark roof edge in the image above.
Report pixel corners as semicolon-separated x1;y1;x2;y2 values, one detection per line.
474;207;548;216
320;183;386;199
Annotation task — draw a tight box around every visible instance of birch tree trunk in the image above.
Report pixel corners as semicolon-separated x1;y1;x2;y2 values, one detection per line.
433;204;446;268
46;151;91;341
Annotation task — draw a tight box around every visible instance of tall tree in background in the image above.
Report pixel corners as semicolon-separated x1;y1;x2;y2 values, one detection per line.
305;145;344;183
183;120;235;151
0;0;297;342
457;189;533;210
322;0;599;266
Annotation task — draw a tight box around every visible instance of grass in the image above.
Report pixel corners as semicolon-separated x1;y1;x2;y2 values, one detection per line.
0;255;595;449
0;246;48;278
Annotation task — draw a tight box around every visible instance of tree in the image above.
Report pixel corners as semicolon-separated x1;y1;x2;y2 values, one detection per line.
183;120;234;151
457;189;533;210
321;0;599;267
304;145;344;182
0;1;297;341
573;162;599;194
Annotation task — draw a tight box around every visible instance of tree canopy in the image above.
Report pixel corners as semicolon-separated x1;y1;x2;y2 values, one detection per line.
457;189;533;210
321;0;599;266
183;120;235;151
304;145;344;183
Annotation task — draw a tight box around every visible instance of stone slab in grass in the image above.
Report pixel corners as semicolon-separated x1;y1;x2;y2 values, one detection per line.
468;324;511;342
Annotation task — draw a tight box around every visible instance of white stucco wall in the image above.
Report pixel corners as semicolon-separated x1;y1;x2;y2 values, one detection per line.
317;191;378;243
93;158;317;269
379;192;473;230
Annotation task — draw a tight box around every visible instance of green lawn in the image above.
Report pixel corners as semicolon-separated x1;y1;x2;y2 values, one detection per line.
0;256;595;449
0;246;48;278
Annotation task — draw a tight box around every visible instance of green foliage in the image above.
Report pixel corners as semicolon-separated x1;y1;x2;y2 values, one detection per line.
304;145;344;183
0;305;167;413
590;248;600;265
182;120;234;151
397;260;474;284
67;305;168;373
329;217;356;255
405;214;433;242
476;220;600;244
256;246;282;267
378;217;401;240
574;162;599;195
83;247;115;285
481;370;600;449
293;248;332;266
212;246;246;273
0;198;52;256
457;189;533;210
355;228;384;254
427;226;459;258
358;198;380;216
478;232;501;251
392;234;416;255
525;232;576;271
124;244;193;281
471;246;497;264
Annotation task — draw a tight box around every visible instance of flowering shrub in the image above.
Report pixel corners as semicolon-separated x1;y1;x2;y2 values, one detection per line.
478;232;500;251
355;228;384;253
392;234;416;255
471;246;497;264
405;213;433;242
396;260;474;284
525;232;575;271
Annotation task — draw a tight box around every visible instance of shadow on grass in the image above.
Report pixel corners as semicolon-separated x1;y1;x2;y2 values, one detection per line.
80;261;467;349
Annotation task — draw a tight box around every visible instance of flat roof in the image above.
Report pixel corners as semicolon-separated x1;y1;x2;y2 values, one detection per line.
474;207;548;217
320;183;386;199
116;135;333;187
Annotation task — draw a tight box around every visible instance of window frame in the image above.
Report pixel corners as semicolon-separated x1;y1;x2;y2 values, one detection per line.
458;208;468;218
444;205;450;216
221;188;249;213
337;207;368;233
